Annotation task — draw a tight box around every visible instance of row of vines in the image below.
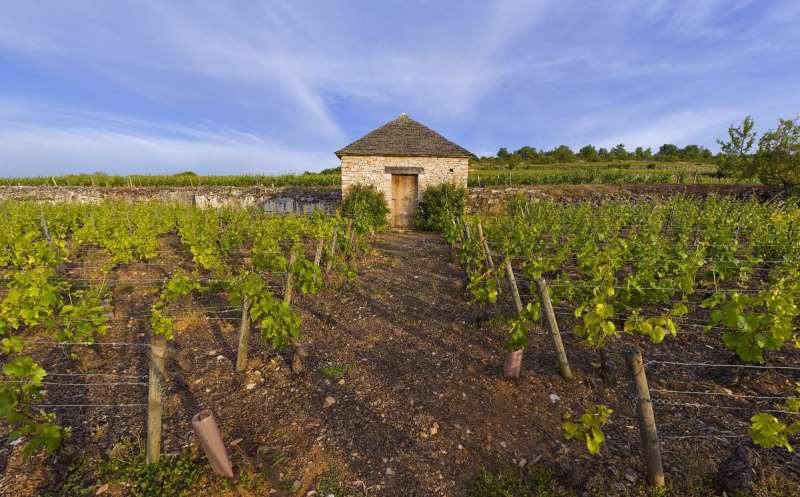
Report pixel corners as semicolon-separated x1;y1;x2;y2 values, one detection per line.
442;194;800;454
0;200;367;457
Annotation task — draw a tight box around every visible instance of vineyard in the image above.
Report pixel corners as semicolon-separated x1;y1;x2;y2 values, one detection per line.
441;194;800;493
0;200;370;495
1;194;799;496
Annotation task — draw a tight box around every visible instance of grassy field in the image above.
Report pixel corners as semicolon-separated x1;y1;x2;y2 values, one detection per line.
0;161;758;188
0;171;341;188
467;160;754;186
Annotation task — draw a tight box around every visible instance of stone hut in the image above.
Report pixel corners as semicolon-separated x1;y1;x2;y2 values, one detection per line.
336;113;472;228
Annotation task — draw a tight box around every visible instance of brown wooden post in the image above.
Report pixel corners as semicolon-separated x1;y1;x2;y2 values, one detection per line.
504;257;523;315
313;238;324;267
345;218;353;245
625;348;665;487
503;257;524;379
464;222;472;242
147;334;167;464
235;296;251;372
284;249;297;305
324;228;338;274
452;218;462;244
476;222;494;269
535;278;573;380
39;208;52;243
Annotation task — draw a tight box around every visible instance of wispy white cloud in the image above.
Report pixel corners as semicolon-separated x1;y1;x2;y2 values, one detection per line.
0;100;333;175
590;108;745;150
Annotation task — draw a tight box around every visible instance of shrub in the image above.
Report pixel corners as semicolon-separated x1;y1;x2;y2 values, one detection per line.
415;183;467;232
340;184;389;234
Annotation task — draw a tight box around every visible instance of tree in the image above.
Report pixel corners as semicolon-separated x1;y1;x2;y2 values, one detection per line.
597;147;610;161
579;145;598;162
680;144;702;161
655;144;679;161
497;147;510;160
755;118;800;186
550;145;576;163
515;146;539;161
716;116;757;178
610;144;628;161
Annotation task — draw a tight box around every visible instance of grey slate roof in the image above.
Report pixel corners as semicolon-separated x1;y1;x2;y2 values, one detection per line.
335;113;472;158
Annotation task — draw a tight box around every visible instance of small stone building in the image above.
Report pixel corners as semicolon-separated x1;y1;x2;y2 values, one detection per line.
336;113;472;228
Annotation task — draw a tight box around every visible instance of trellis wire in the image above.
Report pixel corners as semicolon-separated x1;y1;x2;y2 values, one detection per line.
646;360;800;371
32;403;146;408
652;398;796;415
650;389;795;401
7;380;147;386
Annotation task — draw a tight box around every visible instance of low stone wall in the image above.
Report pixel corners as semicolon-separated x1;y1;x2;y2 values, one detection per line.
0;186;342;214
0;184;782;215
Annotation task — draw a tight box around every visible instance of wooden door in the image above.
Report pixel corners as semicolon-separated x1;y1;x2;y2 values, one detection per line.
391;174;418;228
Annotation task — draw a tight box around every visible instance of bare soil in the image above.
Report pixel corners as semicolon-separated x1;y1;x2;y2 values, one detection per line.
1;230;799;496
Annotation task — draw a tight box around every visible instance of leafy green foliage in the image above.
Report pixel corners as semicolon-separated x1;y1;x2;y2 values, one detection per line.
228;269;301;349
124;456;205;497
505;302;541;352
58;287;111;343
161;270;201;302
416;183;467;232
756;117;800;187
447;196;800;365
150;271;201;340
291;246;323;295
0;357;67;457
0;265;64;336
716;115;800;186
717;116;756;178
468;268;499;304
750;413;800;452
340;184;389;234
574;287;617;349
624;303;687;344
703;277;800;363
750;383;800;451
562;405;613;455
250;293;301;349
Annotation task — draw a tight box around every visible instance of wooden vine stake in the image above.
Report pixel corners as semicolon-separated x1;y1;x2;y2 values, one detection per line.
502;257;524;379
235;296;251;372
345;218;354;257
39;208;52;243
313;238;324;267
324;227;339;274
625;348;665;487
476;222;494;270
284;248;307;373
535;278;573;380
284;249;297;306
147;334;167;464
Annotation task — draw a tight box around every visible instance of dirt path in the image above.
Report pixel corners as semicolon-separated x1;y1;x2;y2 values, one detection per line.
296;231;575;496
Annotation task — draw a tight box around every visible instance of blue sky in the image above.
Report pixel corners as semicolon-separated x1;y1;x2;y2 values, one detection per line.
1;0;798;176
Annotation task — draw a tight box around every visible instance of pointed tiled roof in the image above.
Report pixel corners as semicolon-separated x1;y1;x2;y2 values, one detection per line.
335;113;472;158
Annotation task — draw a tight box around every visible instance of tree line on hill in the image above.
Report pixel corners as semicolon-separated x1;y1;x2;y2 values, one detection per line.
473;115;799;187
473;143;715;167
